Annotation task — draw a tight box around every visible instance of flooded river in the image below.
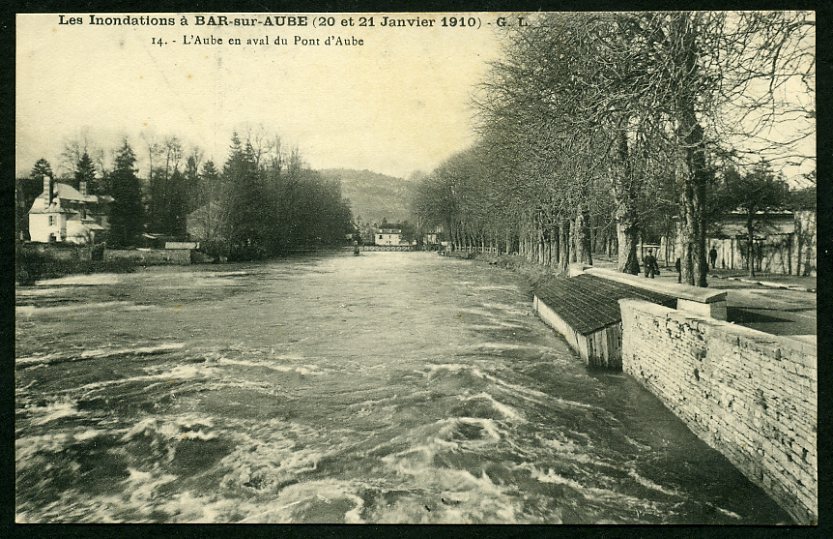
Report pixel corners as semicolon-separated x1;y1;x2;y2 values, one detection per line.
15;252;788;523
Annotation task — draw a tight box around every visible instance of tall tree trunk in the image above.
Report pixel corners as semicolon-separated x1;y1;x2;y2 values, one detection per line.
570;219;578;263
614;129;641;274
673;16;709;287
747;215;756;278
574;206;592;265
549;227;557;266
586;211;594;266
559;218;571;272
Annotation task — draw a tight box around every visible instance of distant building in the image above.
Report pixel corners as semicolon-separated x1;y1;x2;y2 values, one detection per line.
28;177;112;244
375;227;402;246
659;210;816;276
423;225;445;246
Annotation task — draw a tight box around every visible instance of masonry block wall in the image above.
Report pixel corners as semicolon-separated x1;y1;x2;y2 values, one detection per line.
619;299;817;525
104;248;192;265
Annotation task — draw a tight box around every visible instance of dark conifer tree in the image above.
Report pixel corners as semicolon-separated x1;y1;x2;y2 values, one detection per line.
30;158;54;183
108;140;144;247
74;151;97;193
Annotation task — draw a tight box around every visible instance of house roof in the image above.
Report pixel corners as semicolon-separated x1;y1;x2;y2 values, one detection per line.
535;275;676;335
52;183;99;203
378;228;402;234
28;182;108;214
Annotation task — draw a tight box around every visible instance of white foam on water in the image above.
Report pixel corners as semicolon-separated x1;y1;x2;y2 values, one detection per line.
517;462;665;517
540;436;620;471
459;392;524;422
167;490;252;522
16;287;76;297
237;480;366;523
438;417;503;447
73;428;106;442
530;467;587;490
15;432;72;463
624;435;652;451
369;467;521;524
180;429;218;441
216;357;324;376
118;416;220;469
479;301;530;317
28;399;82;426
627;469;683;498
81;342;186;359
124;467;178;505
549;395;604;411
36;274;122;286
15;427;127;464
464;322;526;332
16;351;67;366
77;363;217;394
472;285;518;292
381;442;453;475
469;341;547;352
707;503;742;520
123;304;157;311
213;424;332;497
16;301;132;317
380;416;507;480
425;362;549;405
203;270;257;277
456;307;508;323
17;342;186;367
198;380;275;394
147;362;214;382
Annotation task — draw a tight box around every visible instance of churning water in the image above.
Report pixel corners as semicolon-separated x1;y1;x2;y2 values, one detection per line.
15;252;788;523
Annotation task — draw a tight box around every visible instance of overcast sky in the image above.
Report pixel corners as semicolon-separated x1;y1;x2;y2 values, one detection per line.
17;13;814;182
16;13;503;178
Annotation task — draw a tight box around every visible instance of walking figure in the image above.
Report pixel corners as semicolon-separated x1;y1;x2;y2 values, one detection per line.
643;248;659;279
709;245;718;269
675;257;682;283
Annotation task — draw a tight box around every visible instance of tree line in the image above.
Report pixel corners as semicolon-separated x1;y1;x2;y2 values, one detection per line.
413;11;814;286
20;130;354;260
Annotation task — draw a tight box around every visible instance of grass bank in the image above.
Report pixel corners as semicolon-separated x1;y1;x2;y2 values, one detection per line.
444;251;566;291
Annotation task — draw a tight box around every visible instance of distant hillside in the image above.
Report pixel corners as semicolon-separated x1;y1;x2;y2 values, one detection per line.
319;168;418;226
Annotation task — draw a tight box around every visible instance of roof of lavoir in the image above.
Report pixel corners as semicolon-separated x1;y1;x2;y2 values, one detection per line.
535;274;676;335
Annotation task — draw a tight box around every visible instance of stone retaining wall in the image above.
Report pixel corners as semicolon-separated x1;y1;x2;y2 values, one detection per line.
104;248;192;265
20;242;92;261
619;299;817;524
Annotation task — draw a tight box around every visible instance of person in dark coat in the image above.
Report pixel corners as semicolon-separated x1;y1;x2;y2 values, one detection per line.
709;245;718;269
643;248;659;279
675;257;682;283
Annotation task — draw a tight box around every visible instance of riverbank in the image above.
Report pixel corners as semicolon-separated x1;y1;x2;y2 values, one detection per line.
444;251;565;292
15;244;359;285
15;247;135;285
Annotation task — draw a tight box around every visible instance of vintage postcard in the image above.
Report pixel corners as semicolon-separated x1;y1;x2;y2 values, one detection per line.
14;11;816;524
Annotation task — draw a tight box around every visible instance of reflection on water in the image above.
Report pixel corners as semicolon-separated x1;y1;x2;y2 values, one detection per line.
15;252;789;523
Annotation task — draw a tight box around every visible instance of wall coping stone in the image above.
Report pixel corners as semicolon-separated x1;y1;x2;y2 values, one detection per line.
618;299;817;360
587;267;727;304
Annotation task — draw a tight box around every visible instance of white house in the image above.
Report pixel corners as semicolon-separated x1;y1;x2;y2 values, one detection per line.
28;177;112;244
375;227;402;246
423;225;444;246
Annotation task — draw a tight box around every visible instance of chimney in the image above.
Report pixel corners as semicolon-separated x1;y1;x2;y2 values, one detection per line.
44;176;54;205
79;181;87;197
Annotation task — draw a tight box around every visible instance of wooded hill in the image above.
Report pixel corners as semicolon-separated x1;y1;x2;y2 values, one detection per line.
319;168;418;226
